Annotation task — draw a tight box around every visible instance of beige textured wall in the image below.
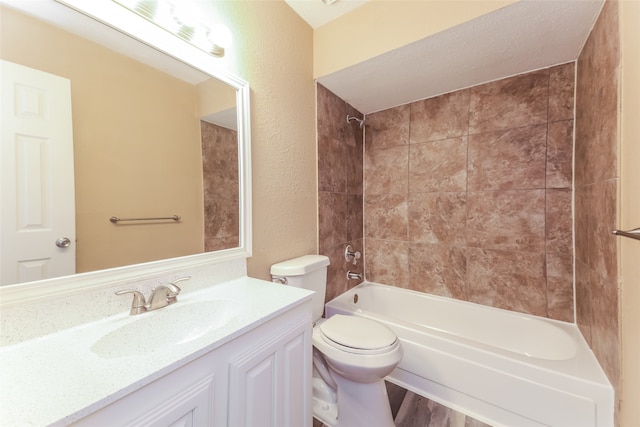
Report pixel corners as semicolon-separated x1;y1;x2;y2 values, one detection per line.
619;1;640;425
0;6;204;273
199;1;317;279
313;0;517;78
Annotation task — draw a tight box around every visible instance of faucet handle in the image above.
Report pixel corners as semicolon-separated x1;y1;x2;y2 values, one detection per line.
158;276;190;306
115;289;148;315
167;276;191;293
344;245;362;265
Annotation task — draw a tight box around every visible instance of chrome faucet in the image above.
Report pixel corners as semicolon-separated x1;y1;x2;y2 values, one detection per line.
347;271;363;280
115;276;190;315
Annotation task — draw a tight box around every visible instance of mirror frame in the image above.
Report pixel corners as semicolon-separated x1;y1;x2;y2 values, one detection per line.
0;0;252;306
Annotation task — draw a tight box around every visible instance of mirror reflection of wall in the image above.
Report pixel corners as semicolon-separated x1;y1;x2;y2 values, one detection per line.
0;5;240;284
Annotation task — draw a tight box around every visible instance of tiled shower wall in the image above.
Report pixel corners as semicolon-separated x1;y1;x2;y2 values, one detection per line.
317;3;623;422
575;0;620;402
315;83;501;427
317;85;365;301
317;64;576;427
364;63;575;321
201;121;239;252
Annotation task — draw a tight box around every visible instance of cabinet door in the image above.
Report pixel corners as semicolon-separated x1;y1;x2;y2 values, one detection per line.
72;372;217;427
227;320;311;427
127;374;215;427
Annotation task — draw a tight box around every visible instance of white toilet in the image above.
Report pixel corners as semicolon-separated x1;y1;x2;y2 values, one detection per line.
271;255;402;427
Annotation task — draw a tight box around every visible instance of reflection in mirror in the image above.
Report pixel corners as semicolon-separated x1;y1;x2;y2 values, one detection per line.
0;0;250;290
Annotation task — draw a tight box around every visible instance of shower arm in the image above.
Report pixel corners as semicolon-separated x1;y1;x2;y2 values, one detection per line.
346;114;365;128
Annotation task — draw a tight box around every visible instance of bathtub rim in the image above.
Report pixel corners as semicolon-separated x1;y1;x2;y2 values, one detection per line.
324;281;614;427
325;282;612;385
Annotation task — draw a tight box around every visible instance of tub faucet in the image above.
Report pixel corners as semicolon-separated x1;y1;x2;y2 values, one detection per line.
347;271;363;280
344;245;362;265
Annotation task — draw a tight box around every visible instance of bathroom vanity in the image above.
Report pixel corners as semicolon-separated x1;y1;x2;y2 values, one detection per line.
0;272;314;426
0;1;318;425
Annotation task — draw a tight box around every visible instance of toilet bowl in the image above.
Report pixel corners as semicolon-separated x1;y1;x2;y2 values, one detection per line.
313;315;402;427
271;255;402;427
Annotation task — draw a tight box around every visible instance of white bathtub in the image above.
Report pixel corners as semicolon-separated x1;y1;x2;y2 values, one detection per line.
324;282;613;427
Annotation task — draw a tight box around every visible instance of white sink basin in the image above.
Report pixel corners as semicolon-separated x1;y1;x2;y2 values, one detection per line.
91;299;240;359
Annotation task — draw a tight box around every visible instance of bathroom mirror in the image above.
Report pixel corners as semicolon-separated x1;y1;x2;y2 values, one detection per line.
0;0;251;302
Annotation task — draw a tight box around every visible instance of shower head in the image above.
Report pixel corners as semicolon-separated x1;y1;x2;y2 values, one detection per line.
346;115;365;128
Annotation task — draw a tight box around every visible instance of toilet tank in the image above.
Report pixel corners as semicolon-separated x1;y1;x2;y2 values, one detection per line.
270;255;330;321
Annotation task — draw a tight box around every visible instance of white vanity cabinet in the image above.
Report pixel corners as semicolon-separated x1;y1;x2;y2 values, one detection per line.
71;303;312;427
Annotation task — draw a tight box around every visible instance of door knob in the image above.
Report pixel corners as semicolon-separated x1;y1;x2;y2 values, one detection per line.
55;237;71;248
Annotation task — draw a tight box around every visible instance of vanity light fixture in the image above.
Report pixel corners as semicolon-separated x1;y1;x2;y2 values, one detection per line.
322;0;340;5
112;0;232;57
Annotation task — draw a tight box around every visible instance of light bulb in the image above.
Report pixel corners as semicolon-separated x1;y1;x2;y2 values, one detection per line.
208;24;232;49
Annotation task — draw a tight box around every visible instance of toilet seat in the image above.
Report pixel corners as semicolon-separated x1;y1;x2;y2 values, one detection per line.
319;315;398;355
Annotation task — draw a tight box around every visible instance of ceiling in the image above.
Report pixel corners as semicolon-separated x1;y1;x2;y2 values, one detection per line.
284;0;368;29
286;0;604;114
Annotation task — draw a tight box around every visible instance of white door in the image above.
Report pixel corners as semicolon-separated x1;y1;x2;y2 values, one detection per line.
1;60;76;286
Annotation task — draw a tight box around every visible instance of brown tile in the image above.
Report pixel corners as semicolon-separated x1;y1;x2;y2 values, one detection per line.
364;145;408;195
409;137;467;193
202;121;239;251
365;239;409;288
467;124;546;191
201;122;239;189
408;243;467;299
409;90;470;143
395;393;462;427
318;134;346;193
408;192;466;246
345;103;364;148
549;62;576;122
575;70;618;186
546;189;572;255
469;69;549;134
573;108;588;187
574;185;590;264
466;190;545;252
205;235;239;252
321;243;350;303
574;70;596;187
204;193;239;239
346;194;363;241
575;260;593;343
547;254;574;322
346;132;364;194
317;84;347;140
318;191;346;251
365;104;410;151
546;120;574;189
592;71;619;184
467;248;547;316
364;194;407;240
590;275;620;389
587;179;618;283
576;0;620;105
385;382;408;420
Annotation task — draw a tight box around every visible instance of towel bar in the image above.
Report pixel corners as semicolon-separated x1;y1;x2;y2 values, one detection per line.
110;215;181;224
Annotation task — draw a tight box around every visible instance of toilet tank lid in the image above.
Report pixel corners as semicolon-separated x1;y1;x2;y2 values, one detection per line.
270;255;330;276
